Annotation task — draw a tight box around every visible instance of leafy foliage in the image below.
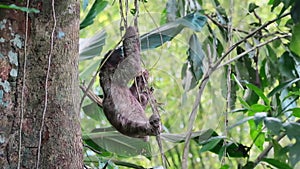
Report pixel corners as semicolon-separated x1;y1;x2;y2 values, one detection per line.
79;0;300;168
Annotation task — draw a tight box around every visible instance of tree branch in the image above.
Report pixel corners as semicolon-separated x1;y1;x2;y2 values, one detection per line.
205;14;249;34
80;85;103;107
218;34;291;68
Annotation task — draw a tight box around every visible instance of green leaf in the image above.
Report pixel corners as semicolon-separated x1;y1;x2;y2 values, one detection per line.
279;52;297;79
83;131;152;157
218;145;225;160
290;23;300;56
190;130;249;158
220;164;230;169
225;142;249;158
292;108;300;117
140;12;206;50
181;34;205;91
83;137;112;157
82;102;106;121
269;0;281;12
160;8;168;25
79;30;106;61
214;0;228;24
187;34;204;82
80;0;108;30
199;137;222;153
238;96;251;109
242;162;255;169
262;158;292;169
214;0;229;41
264;117;282;135
268;78;300;97
244;89;259;106
269;0;292;15
246;83;270;106
250;104;270;112
207;140;249;158
252;131;265;151
0;4;39;13
248;3;259;13
249;113;265;151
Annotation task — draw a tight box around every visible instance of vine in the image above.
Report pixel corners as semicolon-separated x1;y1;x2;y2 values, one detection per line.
36;0;56;168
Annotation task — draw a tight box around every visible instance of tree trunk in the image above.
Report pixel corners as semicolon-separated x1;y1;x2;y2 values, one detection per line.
0;0;82;168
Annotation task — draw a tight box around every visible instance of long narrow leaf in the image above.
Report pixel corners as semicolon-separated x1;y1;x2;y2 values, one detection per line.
83;131;152;157
262;158;292;169
140;12;207;50
80;0;108;30
79;30;106;61
0;4;39;13
267;78;300;97
246;83;270;106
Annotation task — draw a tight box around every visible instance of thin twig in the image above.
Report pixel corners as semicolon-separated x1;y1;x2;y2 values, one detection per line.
253;10;262;25
181;74;210;169
119;0;126;29
218;34;291;68
223;64;231;163
222;0;234;163
134;0;139;31
36;0;56;168
205;14;249;34
18;0;30;168
256;31;289;39
79;85;103;107
125;0;128;28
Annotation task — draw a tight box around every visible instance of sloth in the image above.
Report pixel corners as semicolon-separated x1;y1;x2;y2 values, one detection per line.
99;26;161;139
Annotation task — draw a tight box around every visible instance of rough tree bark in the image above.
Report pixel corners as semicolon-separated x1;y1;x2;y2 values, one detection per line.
0;0;82;168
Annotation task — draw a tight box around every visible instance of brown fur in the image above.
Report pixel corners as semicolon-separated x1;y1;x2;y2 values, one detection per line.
99;26;161;139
